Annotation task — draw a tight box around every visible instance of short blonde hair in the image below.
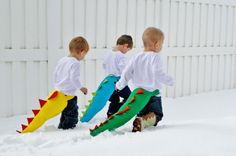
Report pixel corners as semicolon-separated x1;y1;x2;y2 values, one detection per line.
69;36;89;54
142;27;164;47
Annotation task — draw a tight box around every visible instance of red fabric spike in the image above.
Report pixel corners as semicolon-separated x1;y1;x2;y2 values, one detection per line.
117;106;130;115
39;99;47;108
103;120;108;124
89;128;93;132
21;124;27;130
136;89;144;94
94;125;99;129
109;115;114;119
48;91;58;100
27;117;34;124
99;122;103;126
129;97;136;104
32;109;40;116
16;130;21;133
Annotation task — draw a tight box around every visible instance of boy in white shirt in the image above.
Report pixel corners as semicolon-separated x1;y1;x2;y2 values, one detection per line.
116;27;174;132
54;36;89;129
103;35;133;118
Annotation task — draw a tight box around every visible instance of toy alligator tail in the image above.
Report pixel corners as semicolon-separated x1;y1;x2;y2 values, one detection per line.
80;75;119;122
90;88;159;137
17;90;74;133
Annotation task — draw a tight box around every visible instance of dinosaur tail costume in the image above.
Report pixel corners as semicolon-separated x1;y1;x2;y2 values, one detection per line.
17;90;74;133
80;75;119;122
90;88;159;137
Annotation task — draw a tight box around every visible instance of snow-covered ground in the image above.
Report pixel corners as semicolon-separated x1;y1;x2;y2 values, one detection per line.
0;89;236;156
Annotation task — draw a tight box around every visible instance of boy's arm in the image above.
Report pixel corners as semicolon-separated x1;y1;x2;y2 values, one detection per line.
117;55;126;74
70;63;82;89
116;57;134;90
155;56;174;86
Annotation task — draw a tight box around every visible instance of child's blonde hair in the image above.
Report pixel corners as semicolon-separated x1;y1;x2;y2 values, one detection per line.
142;27;164;47
69;36;89;54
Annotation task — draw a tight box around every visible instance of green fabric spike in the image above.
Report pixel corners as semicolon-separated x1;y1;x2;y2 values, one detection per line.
103;79;108;83
92;92;96;96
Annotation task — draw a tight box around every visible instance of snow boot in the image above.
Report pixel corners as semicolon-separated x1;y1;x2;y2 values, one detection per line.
132;112;159;132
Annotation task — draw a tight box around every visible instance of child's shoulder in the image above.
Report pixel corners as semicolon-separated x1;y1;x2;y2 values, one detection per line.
58;56;79;65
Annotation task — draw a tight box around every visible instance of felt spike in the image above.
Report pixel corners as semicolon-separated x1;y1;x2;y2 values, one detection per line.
48;91;58;100
98;85;102;90
103;79;108;83
92;92;96;96
16;130;21;133
109;115;114;120
85;105;89;109
94;125;98;129
88;99;93;103
136;89;144;94
117;106;130;115
39;99;47;108
89;128;93;132
27;117;34;124
103;120;108;124
21;124;27;130
82;111;85;115
99;122;103;126
32;109;40;116
129;97;136;104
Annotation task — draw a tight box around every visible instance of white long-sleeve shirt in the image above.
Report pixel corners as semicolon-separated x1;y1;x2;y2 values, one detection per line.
103;50;126;76
53;56;82;96
116;51;174;92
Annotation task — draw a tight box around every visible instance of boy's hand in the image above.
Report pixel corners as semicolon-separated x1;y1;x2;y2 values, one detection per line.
80;87;88;95
115;87;120;92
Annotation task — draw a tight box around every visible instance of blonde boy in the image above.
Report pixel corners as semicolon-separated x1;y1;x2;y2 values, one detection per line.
54;36;89;129
116;27;174;132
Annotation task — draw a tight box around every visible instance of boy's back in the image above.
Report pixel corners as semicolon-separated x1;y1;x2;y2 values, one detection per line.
54;56;81;96
103;50;126;77
116;51;173;92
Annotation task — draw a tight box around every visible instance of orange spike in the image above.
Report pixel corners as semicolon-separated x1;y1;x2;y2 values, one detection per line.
136;89;144;94
32;109;40;116
39;99;47;108
48;91;58;100
129;97;136;104
117;106;130;115
16;130;21;133
21;124;27;130
27;117;34;124
109;115;114;119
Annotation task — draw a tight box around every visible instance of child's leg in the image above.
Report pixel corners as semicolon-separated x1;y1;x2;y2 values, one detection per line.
107;86;131;117
137;96;163;120
58;96;78;129
119;86;131;103
107;91;120;117
132;96;163;132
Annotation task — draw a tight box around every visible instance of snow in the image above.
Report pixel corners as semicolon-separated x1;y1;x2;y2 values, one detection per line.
0;89;236;156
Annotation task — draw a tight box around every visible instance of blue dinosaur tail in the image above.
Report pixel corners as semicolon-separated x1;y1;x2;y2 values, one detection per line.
80;75;119;122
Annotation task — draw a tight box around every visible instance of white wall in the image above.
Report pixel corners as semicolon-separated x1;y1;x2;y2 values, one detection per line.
0;0;236;117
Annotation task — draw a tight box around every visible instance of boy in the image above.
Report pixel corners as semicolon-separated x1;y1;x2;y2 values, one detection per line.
116;27;174;132
54;36;89;129
103;35;133;118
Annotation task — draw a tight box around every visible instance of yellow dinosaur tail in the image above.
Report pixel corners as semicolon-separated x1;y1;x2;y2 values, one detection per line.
17;90;74;133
